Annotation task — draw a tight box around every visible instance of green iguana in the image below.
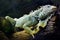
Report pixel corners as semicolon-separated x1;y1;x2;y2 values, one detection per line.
5;5;57;38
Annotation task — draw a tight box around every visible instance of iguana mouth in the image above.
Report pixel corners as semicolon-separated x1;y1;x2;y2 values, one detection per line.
52;6;57;11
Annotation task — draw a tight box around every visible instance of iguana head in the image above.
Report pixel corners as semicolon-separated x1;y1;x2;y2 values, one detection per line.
42;5;57;12
38;5;57;20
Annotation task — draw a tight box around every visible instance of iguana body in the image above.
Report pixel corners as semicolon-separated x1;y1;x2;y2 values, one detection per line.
5;5;57;38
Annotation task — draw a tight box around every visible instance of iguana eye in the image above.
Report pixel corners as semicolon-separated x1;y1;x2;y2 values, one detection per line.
48;6;50;8
47;5;50;8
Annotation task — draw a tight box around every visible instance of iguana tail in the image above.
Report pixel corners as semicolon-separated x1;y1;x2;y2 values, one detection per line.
5;16;16;26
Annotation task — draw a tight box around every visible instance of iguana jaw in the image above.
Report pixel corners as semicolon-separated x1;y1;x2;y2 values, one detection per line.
52;6;57;11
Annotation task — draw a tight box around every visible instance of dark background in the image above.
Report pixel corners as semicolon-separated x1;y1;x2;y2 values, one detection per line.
0;0;60;40
0;0;53;18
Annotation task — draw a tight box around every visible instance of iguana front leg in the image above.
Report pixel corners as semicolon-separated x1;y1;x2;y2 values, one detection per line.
37;14;53;28
23;21;34;38
32;17;50;35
